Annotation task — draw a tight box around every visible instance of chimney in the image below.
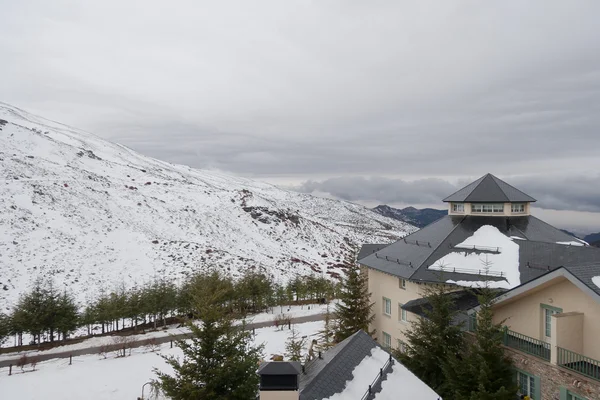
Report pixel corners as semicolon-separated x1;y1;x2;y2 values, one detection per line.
257;361;301;400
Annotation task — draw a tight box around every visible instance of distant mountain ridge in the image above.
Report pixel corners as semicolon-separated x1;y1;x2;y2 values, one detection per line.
372;205;447;228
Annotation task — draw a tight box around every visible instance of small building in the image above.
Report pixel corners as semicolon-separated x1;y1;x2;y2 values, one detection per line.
257;330;441;400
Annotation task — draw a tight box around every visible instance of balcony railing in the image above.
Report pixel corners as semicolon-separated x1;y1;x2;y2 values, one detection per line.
557;347;600;382
503;328;550;361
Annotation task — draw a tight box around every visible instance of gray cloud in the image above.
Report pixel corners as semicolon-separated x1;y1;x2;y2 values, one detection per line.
295;174;600;214
2;1;600;225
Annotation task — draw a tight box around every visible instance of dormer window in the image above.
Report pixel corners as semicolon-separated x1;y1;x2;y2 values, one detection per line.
511;203;526;214
471;203;504;213
452;203;464;213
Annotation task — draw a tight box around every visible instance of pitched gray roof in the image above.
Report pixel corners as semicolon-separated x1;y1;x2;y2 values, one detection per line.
299;330;388;400
358;243;389;262
559;262;600;297
443;173;536;203
359;214;595;286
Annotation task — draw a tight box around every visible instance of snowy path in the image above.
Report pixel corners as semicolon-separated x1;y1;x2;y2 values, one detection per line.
0;304;330;367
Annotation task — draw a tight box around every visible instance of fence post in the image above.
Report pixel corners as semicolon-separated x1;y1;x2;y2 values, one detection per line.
503;326;508;346
9;364;12;376
69;355;72;365
170;340;173;349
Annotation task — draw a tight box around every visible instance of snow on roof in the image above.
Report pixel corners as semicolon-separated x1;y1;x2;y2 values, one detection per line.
593;276;600;290
323;347;390;400
374;360;441;400
429;225;520;289
557;241;586;247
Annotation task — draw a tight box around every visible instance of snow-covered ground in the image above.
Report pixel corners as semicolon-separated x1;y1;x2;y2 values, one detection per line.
0;303;331;360
0;320;324;400
0;102;413;309
429;225;520;289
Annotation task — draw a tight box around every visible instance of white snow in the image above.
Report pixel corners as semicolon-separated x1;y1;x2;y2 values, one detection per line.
557;241;586;247
0;320;324;400
592;276;600;290
374;360;441;400
324;346;391;400
510;236;526;240
429;225;521;289
0;103;413;309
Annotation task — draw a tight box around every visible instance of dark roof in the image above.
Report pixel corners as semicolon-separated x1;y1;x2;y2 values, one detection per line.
299;330;386;399
561;262;600;297
403;288;506;327
443;173;536;203
358;214;596;287
257;361;302;376
357;244;388;261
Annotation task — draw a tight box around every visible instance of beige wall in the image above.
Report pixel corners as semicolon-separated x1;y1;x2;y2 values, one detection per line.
551;312;583;364
260;391;298;400
492;277;600;360
367;268;459;348
367;268;422;347
447;202;531;217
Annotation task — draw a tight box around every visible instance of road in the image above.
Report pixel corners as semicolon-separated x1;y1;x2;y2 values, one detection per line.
0;313;326;369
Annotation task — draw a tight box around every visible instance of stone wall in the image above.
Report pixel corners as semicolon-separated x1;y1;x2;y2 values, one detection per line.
505;347;600;400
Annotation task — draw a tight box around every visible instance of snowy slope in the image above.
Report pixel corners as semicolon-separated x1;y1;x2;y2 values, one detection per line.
0;102;413;310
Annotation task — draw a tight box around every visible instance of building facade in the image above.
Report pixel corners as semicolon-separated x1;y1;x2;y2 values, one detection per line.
358;173;600;400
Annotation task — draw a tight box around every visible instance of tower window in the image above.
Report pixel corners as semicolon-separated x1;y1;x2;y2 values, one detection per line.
511;203;526;213
471;203;504;213
452;203;464;213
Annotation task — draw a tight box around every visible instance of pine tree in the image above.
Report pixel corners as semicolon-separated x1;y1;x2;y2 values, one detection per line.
0;313;10;346
285;325;306;361
54;291;79;341
153;274;263;400
333;250;375;342
444;259;517;400
397;278;464;398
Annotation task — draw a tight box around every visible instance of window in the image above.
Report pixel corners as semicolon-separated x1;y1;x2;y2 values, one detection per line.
397;340;407;353
541;304;562;338
471;203;505;213
382;332;392;349
452;203;464;213
517;370;540;399
560;388;588;400
511;203;526;213
399;278;406;289
383;297;392;316
468;313;477;332
398;303;407;322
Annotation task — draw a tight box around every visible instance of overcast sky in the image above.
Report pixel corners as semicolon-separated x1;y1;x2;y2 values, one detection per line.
2;1;600;233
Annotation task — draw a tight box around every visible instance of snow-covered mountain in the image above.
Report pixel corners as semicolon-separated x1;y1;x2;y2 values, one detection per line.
0;103;413;310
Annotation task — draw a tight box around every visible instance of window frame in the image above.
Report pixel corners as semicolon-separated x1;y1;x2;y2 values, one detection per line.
515;368;541;400
452;203;464;213
382;332;392;349
399;278;406;290
398;303;407;322
382;297;392;316
511;203;526;214
541;303;563;338
471;203;505;213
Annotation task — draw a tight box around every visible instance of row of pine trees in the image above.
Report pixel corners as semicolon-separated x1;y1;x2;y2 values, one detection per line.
0;270;340;347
